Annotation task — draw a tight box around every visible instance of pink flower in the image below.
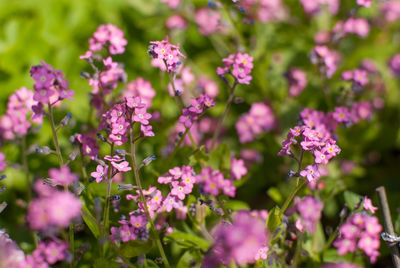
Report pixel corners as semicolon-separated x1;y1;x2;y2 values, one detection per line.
206;211;268;266
111;160;132;172
91;165;108;183
42;240;68;264
254;247;269;260
133;108;152;125
166;15;188;30
87;24;127;55
299;164;321;182
49;165;79;186
231;158;247;180
148;37;185;73
195;8;222;35
286;68;307;97
47;191;81;228
217;53;254;84
363;196;378;214
357;0;371;7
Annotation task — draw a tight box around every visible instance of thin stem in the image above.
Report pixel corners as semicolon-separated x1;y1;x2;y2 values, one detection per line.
103;143;114;232
376;186;400;267
129;129;170;268
280;180;306;214
210;80;238;151
167;70;197;149
48;103;74;267
48;103;64;167
281;151;306;214
79;146;88;184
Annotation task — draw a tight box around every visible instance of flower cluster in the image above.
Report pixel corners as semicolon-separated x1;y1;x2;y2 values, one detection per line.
27;180;81;230
278;124;341;182
286;68;307;97
74;133;99;159
157;166;195;217
217;52;254;84
293;196;323;232
380;1;400;22
196;166;236;197
123;77;156;108
179;94;215;128
0;229;25;267
30;61;73;104
299;0;339;15
236;102;275;143
111;212;149;243
22;239;69;267
342;69;369;91
334;18;370;39
334;213;382;263
148;37;185;73
235;0;287;23
0;87;42;140
203;211;268;266
86;24;127;55
98;96;153;146
310;46;340;78
195;8;223;36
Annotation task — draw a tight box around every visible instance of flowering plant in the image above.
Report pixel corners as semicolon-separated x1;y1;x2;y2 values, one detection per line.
0;0;400;267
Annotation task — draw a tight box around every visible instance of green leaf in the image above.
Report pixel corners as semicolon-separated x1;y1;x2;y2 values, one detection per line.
209;143;231;176
164;230;211;251
189;146;209;166
224;200;250;211
93;259;120;268
266;206;282;233
177;251;201;268
343;191;363;210
81;205;100;238
120;239;154;258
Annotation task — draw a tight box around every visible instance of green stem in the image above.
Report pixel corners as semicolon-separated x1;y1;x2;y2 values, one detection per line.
48;104;64;166
210;80;238;151
103;143;114;232
48;103;74;268
79;146;88;185
281;180;306;214
129;128;170;268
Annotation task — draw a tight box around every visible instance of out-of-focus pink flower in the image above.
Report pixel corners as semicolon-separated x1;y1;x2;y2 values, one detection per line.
166;15;188;30
195;8;222;35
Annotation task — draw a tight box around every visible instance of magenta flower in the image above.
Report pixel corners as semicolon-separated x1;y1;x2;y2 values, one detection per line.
86;24;127;55
42;240;68;264
357;0;371;7
295;196;323;232
141;125;155;137
48;165;79;186
47;191;81;228
91;164;108;183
